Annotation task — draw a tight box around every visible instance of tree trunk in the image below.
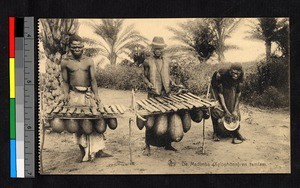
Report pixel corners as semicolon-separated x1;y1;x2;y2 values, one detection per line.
110;53;117;65
265;40;271;62
39;19;78;114
216;49;225;63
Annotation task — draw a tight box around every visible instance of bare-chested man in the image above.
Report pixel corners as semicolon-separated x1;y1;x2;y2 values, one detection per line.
61;35;111;162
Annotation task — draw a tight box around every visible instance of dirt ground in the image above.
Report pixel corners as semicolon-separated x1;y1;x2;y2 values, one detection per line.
40;88;290;174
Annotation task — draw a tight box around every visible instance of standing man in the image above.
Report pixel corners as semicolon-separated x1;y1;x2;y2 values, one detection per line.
142;36;181;156
61;35;111;162
210;63;246;144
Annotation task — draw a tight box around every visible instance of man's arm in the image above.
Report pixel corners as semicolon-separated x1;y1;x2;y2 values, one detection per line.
233;82;243;115
234;92;241;112
143;61;153;89
61;61;70;101
89;59;100;101
214;71;231;115
218;93;231;115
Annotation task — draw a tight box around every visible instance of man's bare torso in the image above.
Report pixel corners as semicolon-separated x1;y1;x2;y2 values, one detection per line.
63;57;93;87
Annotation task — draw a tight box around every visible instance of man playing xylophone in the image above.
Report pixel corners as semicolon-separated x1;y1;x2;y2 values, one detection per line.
142;36;184;156
61;35;112;162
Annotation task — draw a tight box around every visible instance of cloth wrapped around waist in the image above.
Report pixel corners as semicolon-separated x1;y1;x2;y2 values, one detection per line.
68;86;97;107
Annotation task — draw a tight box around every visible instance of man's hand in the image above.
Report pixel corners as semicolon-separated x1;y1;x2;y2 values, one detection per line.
94;95;101;105
225;110;232;117
63;94;70;104
232;111;239;121
147;83;154;90
175;84;185;89
224;111;233;123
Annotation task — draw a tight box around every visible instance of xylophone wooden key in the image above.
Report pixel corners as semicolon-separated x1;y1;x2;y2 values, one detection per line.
147;98;168;112
82;107;93;116
156;97;178;111
46;108;53;115
68;106;77;114
186;93;213;107
74;107;82;115
98;107;105;114
182;94;208;107
103;105;114;114
119;105;126;113
179;94;204;107
172;95;197;108
167;95;193;109
52;106;62;113
110;105;119;114
60;107;68;114
116;104;125;114
161;96;187;110
100;104;126;115
136;100;156;113
140;100;160;112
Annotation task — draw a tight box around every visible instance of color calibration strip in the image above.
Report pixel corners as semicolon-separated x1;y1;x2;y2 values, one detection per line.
24;17;35;178
16;17;25;178
9;17;35;178
9;16;17;178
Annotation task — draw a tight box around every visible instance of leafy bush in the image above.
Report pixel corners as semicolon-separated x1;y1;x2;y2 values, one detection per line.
246;86;289;108
95;64;146;91
242;57;289;108
180;62;229;95
95;57;289;108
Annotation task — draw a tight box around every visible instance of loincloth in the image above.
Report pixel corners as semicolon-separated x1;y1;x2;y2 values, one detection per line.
68;86;97;107
68;86;105;152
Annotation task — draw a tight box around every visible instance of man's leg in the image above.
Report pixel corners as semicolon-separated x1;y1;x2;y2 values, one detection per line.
76;144;85;163
89;132;112;161
212;117;220;141
143;130;151;156
82;136;90;162
143;143;151;156
231;113;245;144
234;129;246;141
231;127;245;144
74;133;90;162
163;133;177;151
164;142;177;151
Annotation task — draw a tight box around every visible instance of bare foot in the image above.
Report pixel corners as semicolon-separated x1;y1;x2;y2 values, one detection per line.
82;154;89;162
236;132;246;141
165;145;177;151
232;138;243;144
96;150;113;158
213;133;220;141
142;146;151;156
90;152;96;162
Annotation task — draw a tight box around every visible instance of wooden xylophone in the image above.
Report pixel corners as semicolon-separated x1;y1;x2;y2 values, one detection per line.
136;92;217;116
45;103;126;119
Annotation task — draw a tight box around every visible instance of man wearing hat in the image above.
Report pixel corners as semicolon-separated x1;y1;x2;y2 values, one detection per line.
210;63;246;144
142;36;179;156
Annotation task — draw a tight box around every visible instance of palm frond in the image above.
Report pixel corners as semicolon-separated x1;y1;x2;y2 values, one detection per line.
116;38;145;55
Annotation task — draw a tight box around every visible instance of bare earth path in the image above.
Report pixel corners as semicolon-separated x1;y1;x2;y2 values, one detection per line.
41;88;290;174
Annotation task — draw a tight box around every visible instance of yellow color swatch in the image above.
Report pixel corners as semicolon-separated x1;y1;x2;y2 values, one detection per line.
10;58;15;98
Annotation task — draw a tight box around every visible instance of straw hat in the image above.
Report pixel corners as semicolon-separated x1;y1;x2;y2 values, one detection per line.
150;36;167;49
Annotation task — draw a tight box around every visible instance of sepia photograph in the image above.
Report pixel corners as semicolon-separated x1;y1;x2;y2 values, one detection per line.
38;18;290;174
